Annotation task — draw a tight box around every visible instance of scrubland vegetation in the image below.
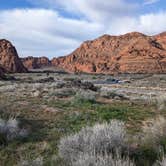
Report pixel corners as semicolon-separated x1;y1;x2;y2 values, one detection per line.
0;73;166;166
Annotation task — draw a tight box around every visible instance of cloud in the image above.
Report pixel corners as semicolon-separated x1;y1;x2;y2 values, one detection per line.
27;0;139;22
107;11;166;35
0;1;165;58
139;11;166;34
143;0;159;5
0;9;103;58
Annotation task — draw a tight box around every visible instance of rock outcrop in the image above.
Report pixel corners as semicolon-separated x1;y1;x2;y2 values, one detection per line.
155;32;166;49
0;39;27;73
21;56;51;69
52;32;166;74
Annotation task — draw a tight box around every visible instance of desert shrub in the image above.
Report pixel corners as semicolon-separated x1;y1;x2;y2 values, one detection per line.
154;156;166;166
156;94;166;111
18;156;43;166
58;120;127;163
72;90;97;105
0;84;18;93
0;118;28;145
141;116;166;146
72;152;135;166
45;155;67;166
130;117;166;165
56;81;66;89
100;90;127;100
53;88;76;98
31;83;43;91
63;77;76;81
147;94;166;111
92;76;97;80
26;76;33;81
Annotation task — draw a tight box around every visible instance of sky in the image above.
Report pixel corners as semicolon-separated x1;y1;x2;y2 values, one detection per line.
0;0;166;58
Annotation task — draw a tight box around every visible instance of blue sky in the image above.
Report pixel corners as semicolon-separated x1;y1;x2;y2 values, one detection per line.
0;0;166;58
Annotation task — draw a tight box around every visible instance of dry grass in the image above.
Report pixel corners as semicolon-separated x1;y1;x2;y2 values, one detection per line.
0;73;165;165
72;152;135;166
141;116;166;146
0;117;28;144
154;156;166;166
18;156;43;166
156;94;166;111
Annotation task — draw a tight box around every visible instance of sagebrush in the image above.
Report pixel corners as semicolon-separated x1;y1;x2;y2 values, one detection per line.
58;120;127;163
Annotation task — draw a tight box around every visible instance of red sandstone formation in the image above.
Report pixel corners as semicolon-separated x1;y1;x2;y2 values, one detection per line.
51;32;166;74
0;39;27;73
21;56;51;69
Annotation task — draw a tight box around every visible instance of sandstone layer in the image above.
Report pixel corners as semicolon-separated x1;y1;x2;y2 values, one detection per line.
0;39;27;73
21;56;51;69
52;32;166;74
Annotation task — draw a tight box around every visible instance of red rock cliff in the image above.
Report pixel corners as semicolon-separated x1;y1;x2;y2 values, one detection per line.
0;39;27;73
52;32;166;74
21;56;51;69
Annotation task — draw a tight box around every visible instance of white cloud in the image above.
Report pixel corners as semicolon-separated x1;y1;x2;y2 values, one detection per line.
139;12;166;34
143;0;159;5
0;1;165;58
106;12;166;35
0;9;103;58
27;0;139;22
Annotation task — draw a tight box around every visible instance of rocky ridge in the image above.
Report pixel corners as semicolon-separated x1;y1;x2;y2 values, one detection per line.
51;32;166;74
0;39;27;73
21;56;51;69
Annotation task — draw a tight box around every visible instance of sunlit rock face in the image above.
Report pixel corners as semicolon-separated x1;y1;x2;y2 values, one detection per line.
52;32;166;74
0;39;27;73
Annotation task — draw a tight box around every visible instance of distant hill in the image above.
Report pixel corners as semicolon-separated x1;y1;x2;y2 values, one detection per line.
21;56;51;69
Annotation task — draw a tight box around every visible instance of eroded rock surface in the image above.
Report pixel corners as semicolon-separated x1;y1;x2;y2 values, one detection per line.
21;56;51;69
52;32;166;74
0;39;27;73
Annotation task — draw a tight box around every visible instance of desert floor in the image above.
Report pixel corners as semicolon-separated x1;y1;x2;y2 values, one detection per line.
0;72;166;166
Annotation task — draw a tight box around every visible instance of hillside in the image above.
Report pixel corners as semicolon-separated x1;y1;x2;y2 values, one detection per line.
21;56;51;69
0;39;27;73
51;32;166;74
